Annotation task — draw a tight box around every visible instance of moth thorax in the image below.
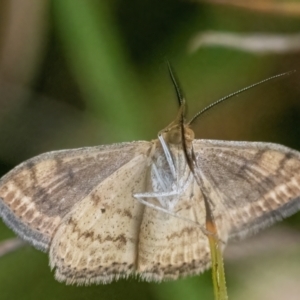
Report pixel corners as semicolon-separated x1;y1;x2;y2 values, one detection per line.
165;125;195;145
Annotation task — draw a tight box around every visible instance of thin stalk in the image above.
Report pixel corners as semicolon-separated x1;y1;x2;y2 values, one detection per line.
206;220;228;300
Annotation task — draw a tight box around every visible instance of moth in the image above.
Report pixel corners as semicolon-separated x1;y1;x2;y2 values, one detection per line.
0;66;299;286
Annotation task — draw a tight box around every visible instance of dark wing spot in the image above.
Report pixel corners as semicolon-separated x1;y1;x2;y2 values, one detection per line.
5;191;15;203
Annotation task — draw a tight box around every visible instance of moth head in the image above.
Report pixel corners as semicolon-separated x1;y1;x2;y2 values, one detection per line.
164;124;195;145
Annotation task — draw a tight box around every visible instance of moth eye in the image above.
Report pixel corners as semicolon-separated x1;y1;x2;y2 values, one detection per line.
167;129;181;144
184;127;195;143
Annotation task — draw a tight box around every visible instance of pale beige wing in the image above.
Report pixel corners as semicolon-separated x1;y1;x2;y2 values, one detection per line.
49;154;149;285
0;141;151;251
137;180;213;282
193;139;300;241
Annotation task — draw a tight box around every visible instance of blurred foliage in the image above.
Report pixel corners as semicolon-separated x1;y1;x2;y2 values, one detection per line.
1;0;300;299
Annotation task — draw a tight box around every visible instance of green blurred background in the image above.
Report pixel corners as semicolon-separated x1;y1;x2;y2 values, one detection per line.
1;0;300;299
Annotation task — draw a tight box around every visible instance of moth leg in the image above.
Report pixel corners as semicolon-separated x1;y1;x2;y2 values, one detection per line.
134;195;210;235
134;162;193;209
134;190;179;198
139;160;193;198
158;132;176;179
134;190;179;210
134;174;191;209
135;161;180;208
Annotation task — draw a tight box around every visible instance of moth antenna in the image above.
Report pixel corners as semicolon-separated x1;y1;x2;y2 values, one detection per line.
188;70;296;125
180;115;195;172
167;61;186;110
166;62;194;169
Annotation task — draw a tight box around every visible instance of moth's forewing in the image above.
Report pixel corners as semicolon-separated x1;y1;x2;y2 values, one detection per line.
193;139;300;240
0;141;151;251
50;154;149;285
